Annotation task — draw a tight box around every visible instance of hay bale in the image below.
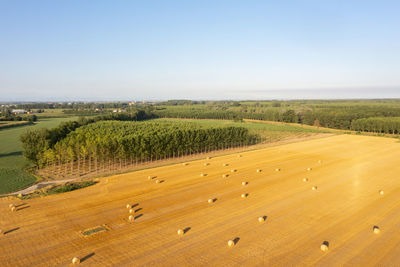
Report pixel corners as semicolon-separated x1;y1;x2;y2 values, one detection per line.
147;176;152;180
0;229;2;234
307;168;312;171
303;178;309;182
258;216;265;223
227;240;235;247
241;193;247;198
312;186;317;191
8;204;14;208
126;204;131;209
320;243;329;252
222;174;229;178
182;163;188;166
373;226;380;234
206;157;211;160
177;229;184;236
155;179;160;184
72;257;80;264
242;181;247;186
11;207;16;212
275;168;280;172
17;193;22;198
256;169;262;173
318;160;322;164
204;163;209;166
128;215;134;221
223;163;228;166
231;169;237;173
208;198;213;204
238;155;242;158
129;209;134;214
379;190;384;195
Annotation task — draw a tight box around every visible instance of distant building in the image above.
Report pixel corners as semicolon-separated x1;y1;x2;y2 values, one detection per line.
12;109;27;114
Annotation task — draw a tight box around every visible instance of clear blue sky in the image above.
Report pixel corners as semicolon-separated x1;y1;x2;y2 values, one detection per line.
1;0;400;101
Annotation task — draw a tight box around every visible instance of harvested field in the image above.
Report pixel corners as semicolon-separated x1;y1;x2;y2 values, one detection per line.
2;134;400;266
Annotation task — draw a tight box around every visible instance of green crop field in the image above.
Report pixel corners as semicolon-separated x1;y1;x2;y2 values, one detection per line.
35;109;71;118
157;118;333;144
158;118;330;135
0;117;77;194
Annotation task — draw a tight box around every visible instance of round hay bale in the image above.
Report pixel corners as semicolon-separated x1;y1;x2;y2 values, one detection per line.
303;178;309;182
177;229;184;236
238;154;242;158
8;204;14;208
312;186;317;191
275;168;280;172
155;179;160;184
200;173;205;177
129;209;134;214
11;207;16;212
256;169;262;173
258;216;265;223
204;163;209;166
72;257;80;264
128;215;134;221
227;240;235;247
147;176;152;180
231;169;237;173
307;167;312;171
0;229;3;234
206;156;211;160
241;181;247;186
17;193;22;198
182;163;188;166
222;174;228;178
241;193;247;198
320;243;329;252
126;204;131;209
373;226;380;234
379;190;384;195
223;163;228;166
208;198;213;204
318;160;322;164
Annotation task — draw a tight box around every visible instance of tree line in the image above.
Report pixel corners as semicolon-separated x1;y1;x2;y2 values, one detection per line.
351;117;400;134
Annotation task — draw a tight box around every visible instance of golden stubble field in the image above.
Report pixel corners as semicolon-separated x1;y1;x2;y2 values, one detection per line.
1;134;400;266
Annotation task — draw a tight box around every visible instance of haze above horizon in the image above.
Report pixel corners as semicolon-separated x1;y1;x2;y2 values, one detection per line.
1;0;400;101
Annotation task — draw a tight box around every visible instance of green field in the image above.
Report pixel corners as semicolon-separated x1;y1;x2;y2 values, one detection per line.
34;109;71;118
0;121;32;129
159;118;330;138
0;117;77;194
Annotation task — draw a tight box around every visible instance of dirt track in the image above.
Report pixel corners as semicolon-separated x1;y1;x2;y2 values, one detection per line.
1;134;400;266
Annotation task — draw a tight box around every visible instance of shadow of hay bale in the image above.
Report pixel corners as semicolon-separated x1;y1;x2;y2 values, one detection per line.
81;252;95;263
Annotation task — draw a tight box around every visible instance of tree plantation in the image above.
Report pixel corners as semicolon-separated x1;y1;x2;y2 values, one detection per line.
19;109;156;165
351;117;400;134
23;120;260;178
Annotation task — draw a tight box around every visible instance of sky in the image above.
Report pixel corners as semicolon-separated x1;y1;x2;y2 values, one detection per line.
0;0;400;101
